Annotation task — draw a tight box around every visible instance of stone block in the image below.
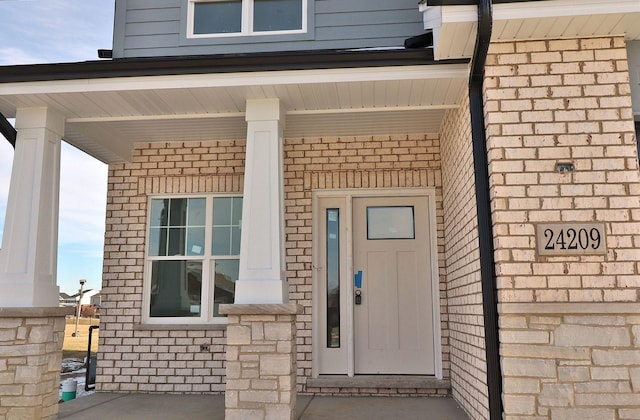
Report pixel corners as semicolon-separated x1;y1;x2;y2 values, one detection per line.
0;385;23;396
538;383;574;407
264;323;293;341
575;380;631;393
631;368;640;392
500;330;549;344
593;350;640;366
503;377;540;394
266;404;293;420
0;329;16;342
632;325;640;346
591;367;629;380
227;325;251;345
501;344;589;360
239;390;280;403
14;366;40;384
620;409;640;419
558;366;589;382
502;358;557;378
260;355;292;376
554;325;630;347
0;319;22;329
5;406;41;420
251;379;278;390
226;409;265;420
575;393;640;406
503;395;536;415
551;408;615;420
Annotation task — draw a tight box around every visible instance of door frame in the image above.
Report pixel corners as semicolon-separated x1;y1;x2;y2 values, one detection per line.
311;187;443;379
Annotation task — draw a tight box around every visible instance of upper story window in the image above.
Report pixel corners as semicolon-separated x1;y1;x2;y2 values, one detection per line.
144;195;242;324
188;0;306;38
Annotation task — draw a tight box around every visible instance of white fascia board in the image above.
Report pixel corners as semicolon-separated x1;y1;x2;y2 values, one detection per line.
0;65;469;96
432;0;640;26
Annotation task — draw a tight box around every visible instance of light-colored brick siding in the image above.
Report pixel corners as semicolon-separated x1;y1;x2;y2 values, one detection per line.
98;134;449;395
485;36;640;418
97;140;245;393
440;92;489;419
485;36;639;305
284;134;448;394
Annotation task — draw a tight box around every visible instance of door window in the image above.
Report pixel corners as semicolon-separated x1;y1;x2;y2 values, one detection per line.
366;206;415;240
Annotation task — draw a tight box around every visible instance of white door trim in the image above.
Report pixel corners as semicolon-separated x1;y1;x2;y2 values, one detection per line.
311;187;443;379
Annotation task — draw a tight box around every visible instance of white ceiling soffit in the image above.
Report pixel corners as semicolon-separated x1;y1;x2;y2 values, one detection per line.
422;0;640;60
0;65;469;163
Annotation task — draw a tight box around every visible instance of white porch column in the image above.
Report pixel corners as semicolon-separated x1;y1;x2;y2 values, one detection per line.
234;98;288;304
0;107;64;307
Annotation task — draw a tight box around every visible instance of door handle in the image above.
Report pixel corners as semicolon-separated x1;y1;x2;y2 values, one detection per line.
355;289;362;305
354;270;363;305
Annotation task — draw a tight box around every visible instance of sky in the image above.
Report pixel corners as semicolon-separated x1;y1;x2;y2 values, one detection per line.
0;0;115;294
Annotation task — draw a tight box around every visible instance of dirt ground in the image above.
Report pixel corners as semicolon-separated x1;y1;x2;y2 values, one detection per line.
63;316;100;359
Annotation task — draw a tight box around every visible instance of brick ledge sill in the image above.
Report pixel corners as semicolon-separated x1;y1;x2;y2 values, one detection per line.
133;323;227;331
306;375;450;390
0;307;74;317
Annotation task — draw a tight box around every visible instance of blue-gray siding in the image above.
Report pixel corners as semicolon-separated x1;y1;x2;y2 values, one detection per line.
113;0;425;58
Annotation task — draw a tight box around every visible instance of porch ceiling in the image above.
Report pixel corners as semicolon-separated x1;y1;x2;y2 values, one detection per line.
423;0;640;60
0;64;468;163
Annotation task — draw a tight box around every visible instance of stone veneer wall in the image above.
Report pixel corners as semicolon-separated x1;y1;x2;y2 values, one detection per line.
440;92;489;419
485;36;640;418
0;308;70;420
221;304;300;420
98;134;448;395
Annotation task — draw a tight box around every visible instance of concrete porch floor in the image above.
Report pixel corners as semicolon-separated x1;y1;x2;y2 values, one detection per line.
58;393;469;419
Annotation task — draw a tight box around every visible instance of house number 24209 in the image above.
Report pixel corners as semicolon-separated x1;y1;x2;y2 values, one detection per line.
536;223;606;256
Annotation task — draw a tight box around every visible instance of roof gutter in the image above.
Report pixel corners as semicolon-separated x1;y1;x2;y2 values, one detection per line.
468;0;503;418
0;111;16;148
0;49;467;84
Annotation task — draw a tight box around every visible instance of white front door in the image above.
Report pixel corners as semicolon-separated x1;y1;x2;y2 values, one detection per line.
353;196;434;374
315;192;436;376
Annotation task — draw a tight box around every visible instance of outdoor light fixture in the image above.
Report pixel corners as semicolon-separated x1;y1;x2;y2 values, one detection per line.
555;162;574;173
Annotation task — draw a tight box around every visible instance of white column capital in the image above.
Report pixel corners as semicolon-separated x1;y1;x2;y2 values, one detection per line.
245;98;285;123
15;107;65;135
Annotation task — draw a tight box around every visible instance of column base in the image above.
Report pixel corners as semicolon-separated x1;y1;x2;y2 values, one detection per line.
0;307;74;420
220;304;301;420
233;278;288;304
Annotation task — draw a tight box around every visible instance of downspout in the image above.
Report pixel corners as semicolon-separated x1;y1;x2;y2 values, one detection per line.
468;0;503;419
0;111;16;147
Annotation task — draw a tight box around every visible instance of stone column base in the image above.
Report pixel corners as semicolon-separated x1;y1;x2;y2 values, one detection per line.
0;307;74;420
220;303;301;420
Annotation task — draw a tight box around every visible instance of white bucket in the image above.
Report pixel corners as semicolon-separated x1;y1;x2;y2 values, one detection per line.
61;378;77;402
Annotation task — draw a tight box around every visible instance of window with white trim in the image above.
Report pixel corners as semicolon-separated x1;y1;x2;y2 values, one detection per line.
188;0;306;37
144;195;242;323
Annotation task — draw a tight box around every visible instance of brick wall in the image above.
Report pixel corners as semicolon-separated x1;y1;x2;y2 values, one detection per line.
97;140;245;393
485;36;640;418
485;36;638;304
98;134;448;394
440;92;489;419
282;134;448;393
